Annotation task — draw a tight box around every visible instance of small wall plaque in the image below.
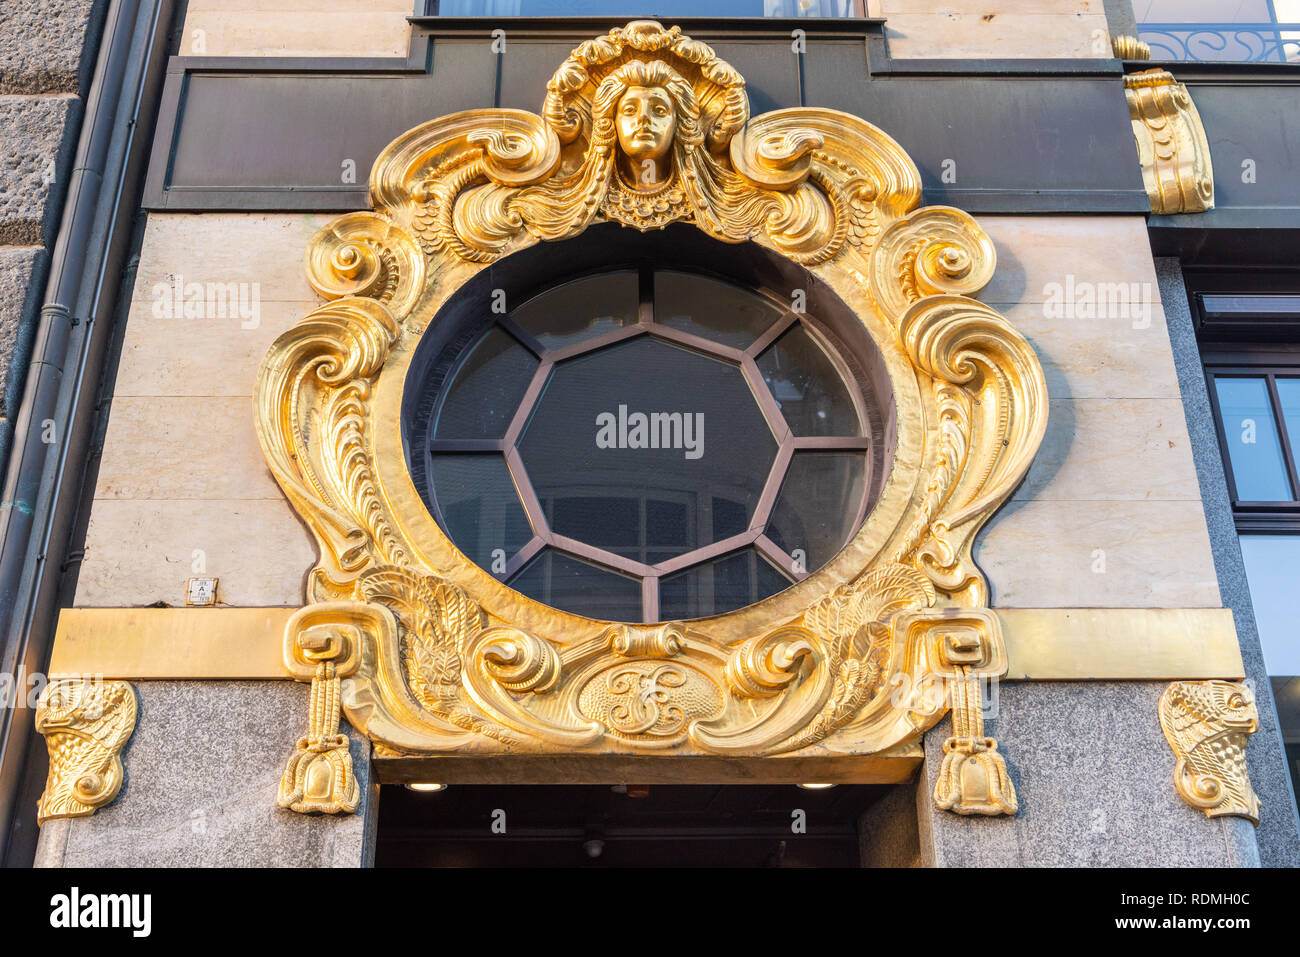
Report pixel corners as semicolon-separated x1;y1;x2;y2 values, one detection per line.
186;577;219;606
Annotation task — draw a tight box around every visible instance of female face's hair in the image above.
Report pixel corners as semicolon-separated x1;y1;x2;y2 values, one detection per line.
591;59;703;149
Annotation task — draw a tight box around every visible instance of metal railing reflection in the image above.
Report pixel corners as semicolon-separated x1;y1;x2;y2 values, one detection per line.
1139;22;1300;63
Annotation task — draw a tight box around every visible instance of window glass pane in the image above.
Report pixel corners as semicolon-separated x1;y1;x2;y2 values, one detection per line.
437;0;855;16
430;454;533;573
1137;1;1300;64
433;328;538;439
1214;376;1293;501
655;271;783;350
1270;677;1300;820
413;261;884;624
508;550;643;622
758;325;861;437
1240;535;1300;675
1276;378;1300;459
766;451;866;573
511;272;638;351
1201;295;1300;315
659;548;791;621
519;337;778;561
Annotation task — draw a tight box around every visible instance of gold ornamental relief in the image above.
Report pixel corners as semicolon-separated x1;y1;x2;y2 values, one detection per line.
1160;680;1261;825
1124;68;1215;215
35;679;137;824
256;21;1048;814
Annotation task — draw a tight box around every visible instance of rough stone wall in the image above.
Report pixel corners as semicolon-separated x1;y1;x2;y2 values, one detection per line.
0;0;105;478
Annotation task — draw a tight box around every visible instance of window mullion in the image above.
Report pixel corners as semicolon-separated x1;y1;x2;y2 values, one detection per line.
1265;373;1300;504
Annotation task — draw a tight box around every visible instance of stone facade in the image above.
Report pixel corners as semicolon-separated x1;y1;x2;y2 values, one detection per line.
22;2;1295;870
0;0;104;477
869;0;1112;59
75;215;1223;616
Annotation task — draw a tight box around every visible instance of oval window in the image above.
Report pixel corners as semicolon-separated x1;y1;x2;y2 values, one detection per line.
403;227;892;622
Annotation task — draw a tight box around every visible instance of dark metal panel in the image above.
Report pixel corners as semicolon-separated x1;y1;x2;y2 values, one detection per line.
1148;78;1300;264
1170;82;1300;220
805;40;1147;211
143;32;1150;213
708;39;801;113
150;39;496;209
498;38;580;111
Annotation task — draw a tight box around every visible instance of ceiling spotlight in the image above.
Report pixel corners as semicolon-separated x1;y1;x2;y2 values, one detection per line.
797;783;837;790
405;782;447;793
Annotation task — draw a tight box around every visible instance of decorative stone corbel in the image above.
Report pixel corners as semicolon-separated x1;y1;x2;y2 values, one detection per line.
35;679;137;824
278;602;386;814
1159;680;1261;825
1123;62;1215;214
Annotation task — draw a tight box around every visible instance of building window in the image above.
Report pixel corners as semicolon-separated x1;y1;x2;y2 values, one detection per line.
1135;0;1300;63
429;0;865;18
403;229;890;623
1208;370;1300;514
1195;274;1300;812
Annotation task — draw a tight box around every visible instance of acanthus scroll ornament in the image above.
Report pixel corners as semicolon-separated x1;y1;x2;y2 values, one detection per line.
258;21;1049;816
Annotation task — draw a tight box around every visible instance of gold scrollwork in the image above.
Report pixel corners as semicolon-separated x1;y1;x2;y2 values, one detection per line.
304;212;425;316
725;628;815;699
1124;68;1214;215
277;602;378;814
479;628;562;694
256;21;1048;816
35;679;137;824
1159;680;1261;825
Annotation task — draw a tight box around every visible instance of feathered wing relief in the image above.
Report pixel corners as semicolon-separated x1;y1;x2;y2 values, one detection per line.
35;680;137;824
1160;681;1261;825
255;21;1049;816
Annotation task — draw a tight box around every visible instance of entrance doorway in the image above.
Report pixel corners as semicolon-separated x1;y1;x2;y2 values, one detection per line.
375;784;890;867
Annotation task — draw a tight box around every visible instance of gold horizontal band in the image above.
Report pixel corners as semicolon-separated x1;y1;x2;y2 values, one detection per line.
49;607;294;679
1000;607;1244;681
49;606;1244;682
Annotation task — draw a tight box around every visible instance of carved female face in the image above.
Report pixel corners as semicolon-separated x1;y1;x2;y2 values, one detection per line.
615;85;676;167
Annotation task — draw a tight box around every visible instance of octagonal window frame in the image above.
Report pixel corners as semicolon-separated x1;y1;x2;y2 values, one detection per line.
407;230;890;624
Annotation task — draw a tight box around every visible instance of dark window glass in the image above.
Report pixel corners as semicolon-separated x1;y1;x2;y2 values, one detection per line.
510;271;638;351
518;337;778;560
430;454;533;572
659;548;791;620
1272;677;1300;824
766;451;866;572
411;260;883;622
1214;376;1293;501
437;0;857;17
655;271;783;350
508;550;643;621
433;328;538;439
550;495;641;559
757;325;861;437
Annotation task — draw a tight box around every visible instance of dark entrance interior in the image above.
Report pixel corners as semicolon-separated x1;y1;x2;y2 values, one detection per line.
376;783;890;867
